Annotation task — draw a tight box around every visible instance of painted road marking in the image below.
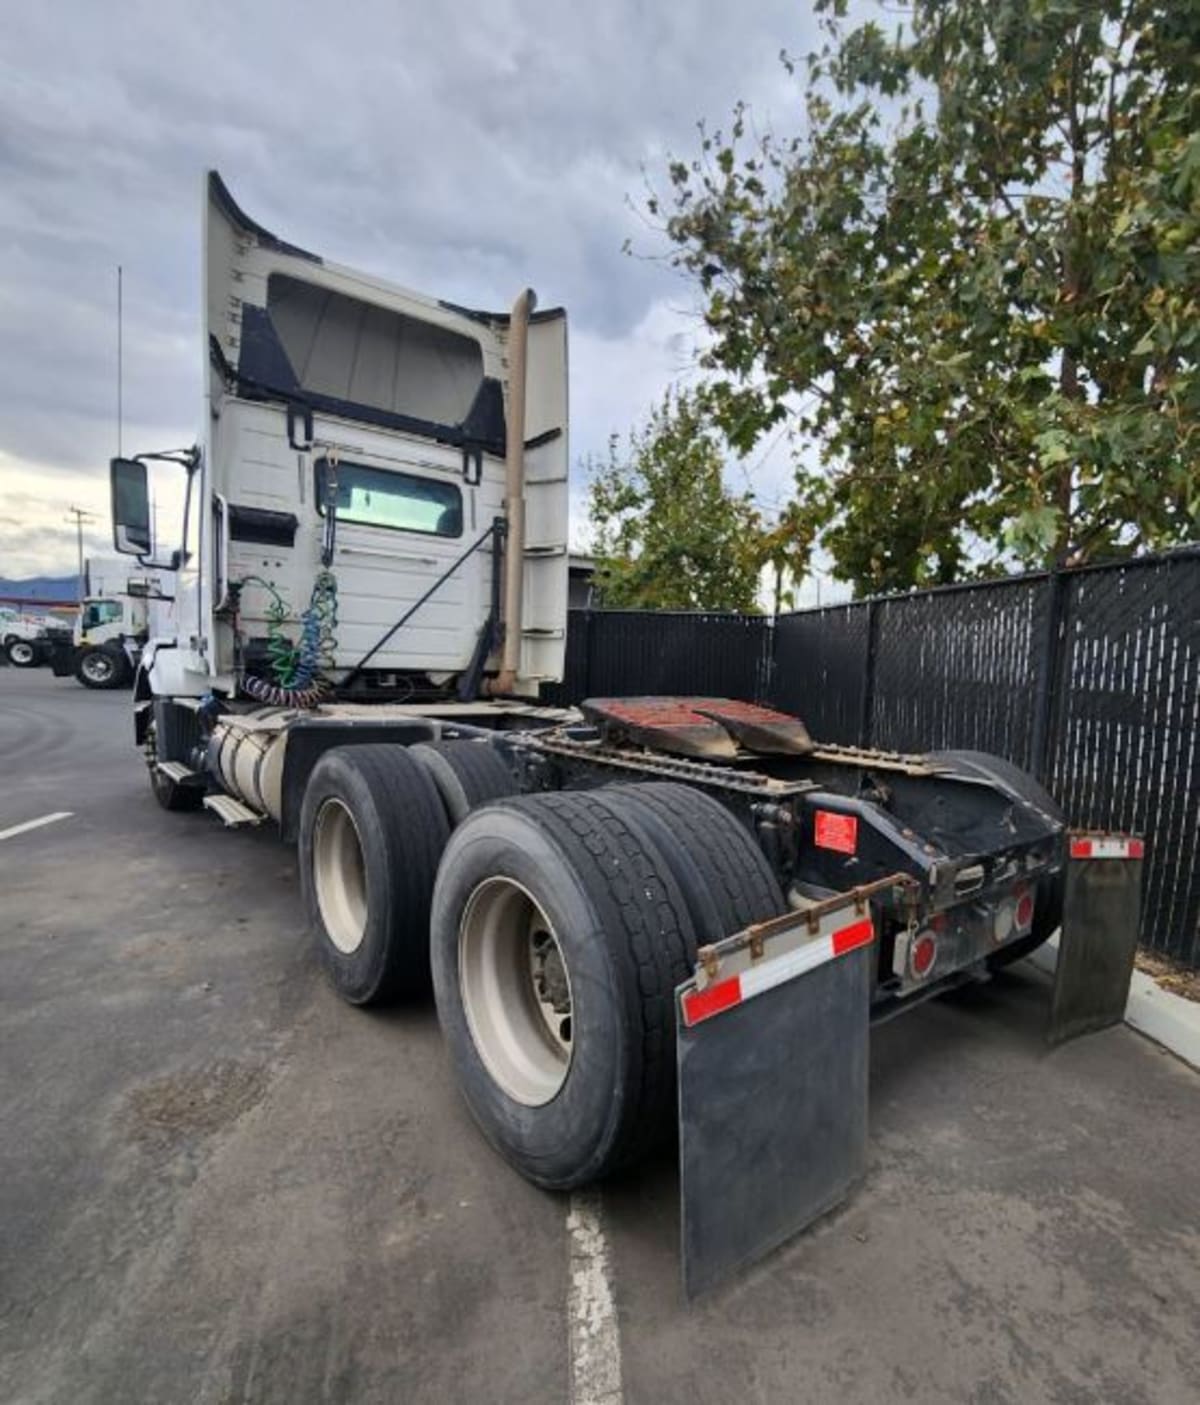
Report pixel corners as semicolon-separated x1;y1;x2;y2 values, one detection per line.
0;811;74;843
566;1191;623;1405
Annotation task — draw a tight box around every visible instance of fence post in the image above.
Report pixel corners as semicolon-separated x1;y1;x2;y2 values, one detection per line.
759;617;775;704
858;599;879;748
580;609;595;700
1029;569;1068;783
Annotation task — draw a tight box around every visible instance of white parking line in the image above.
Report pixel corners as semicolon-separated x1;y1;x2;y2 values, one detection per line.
566;1191;623;1405
0;811;74;843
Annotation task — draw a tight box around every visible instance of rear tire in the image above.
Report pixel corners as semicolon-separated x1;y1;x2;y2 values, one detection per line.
300;745;450;1005
431;790;697;1188
603;783;787;943
6;639;39;668
410;740;517;825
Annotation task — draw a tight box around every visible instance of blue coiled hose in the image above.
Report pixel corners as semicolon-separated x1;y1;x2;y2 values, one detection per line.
238;571;338;708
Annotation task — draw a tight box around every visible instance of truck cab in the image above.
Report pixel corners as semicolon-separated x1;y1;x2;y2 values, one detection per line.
109;172;569;707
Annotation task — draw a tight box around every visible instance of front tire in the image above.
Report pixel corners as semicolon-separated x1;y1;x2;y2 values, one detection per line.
300;745;450;1005
76;645;130;689
6;639;39;668
150;766;204;812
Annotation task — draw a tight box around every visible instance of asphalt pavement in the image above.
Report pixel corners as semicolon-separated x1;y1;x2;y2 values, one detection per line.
2;668;1198;1404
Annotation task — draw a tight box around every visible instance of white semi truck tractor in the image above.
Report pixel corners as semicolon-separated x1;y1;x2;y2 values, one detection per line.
110;174;1135;1294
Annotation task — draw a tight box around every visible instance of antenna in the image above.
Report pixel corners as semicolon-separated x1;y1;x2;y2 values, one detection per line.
65;506;98;603
117;264;123;458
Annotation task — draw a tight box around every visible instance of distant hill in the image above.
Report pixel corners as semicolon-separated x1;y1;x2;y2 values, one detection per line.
0;575;78;603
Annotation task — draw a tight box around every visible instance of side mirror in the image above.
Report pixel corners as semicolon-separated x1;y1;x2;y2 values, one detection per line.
110;457;150;555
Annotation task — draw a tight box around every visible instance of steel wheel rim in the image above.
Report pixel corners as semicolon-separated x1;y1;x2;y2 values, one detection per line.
82;653;113;682
10;642;34;665
313;798;368;954
458;876;573;1107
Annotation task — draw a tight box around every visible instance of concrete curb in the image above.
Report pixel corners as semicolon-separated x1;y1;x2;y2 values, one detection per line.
1028;935;1200;1071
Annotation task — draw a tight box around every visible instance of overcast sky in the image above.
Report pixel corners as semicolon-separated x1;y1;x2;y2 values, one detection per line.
0;0;822;582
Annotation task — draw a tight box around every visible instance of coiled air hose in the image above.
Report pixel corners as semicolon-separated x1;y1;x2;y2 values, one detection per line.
237;571;339;708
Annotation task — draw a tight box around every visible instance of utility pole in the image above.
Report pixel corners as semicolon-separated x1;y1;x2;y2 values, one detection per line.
117;264;123;458
65;506;97;604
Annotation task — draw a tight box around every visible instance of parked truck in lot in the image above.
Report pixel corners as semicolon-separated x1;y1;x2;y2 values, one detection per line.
1;606;66;668
65;561;164;689
110;173;1099;1291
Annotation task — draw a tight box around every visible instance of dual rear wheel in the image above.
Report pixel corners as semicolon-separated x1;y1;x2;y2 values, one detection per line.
300;745;786;1187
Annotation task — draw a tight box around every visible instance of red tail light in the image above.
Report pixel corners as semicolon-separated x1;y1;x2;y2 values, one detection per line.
1015;888;1035;930
910;931;937;979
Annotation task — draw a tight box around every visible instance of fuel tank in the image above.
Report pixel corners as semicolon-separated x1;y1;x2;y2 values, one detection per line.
207;708;296;821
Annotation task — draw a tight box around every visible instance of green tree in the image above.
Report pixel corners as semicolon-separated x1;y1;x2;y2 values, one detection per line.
588;388;765;610
652;0;1199;594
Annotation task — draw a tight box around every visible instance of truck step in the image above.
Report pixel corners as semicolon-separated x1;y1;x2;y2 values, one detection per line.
156;761;198;784
202;794;264;828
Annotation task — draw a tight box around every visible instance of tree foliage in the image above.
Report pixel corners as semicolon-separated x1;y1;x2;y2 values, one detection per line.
588;388;764;610
653;0;1200;593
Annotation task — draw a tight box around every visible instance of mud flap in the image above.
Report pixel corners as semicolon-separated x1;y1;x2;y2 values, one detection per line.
1048;832;1144;1045
48;639;76;677
675;877;915;1299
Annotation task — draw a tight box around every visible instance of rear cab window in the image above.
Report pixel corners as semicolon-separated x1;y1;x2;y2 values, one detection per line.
316;459;463;538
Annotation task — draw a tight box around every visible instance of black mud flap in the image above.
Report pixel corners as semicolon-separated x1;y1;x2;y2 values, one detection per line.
675;876;916;1299
1048;832;1144;1046
48;639;76;677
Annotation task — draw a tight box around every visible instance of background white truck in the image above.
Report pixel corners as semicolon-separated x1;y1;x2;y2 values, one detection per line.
1;607;56;668
104;172;1135;1293
41;558;167;688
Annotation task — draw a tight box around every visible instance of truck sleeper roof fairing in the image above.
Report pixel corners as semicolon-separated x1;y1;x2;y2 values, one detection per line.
205;171;566;457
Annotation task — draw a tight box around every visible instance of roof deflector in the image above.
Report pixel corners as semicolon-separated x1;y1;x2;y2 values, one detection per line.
206;171;322;264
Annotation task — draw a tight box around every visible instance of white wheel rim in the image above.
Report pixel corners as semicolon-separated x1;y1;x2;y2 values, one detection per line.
459;877;573;1107
11;643;34;664
313;798;368;954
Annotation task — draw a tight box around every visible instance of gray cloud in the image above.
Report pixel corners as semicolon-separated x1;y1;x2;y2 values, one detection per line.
0;0;814;574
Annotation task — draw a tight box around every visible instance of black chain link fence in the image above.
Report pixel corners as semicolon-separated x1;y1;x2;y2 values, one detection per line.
1043;553;1200;969
545;547;1200;966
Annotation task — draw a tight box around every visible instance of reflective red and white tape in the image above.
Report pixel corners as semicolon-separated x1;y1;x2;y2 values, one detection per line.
680;917;874;1029
1069;836;1144;860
